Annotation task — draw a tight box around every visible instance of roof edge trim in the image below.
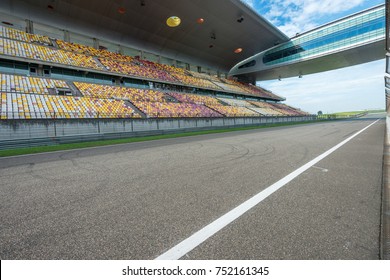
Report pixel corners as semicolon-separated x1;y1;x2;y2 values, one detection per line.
231;0;289;42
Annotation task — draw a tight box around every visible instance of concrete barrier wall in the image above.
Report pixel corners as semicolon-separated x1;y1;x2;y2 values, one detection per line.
0;116;316;149
381;115;390;259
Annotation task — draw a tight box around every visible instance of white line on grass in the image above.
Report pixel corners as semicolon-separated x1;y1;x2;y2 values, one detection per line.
155;118;381;260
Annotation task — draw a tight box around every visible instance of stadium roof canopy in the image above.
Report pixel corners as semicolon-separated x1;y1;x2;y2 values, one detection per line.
0;0;289;72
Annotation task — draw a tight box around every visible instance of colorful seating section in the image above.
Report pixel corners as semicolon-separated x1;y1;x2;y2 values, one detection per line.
167;92;221;106
0;92;140;119
99;58;178;83
218;97;252;107
0;25;51;45
74;82;222;118
188;71;220;82
214;97;305;116
132;101;223;118
169;72;222;90
74;82;290;118
56;40;133;63
244;83;282;100
216;82;242;93
206;103;259;117
0;74;68;95
159;66;221;89
0;38;104;70
74;82;298;118
270;103;308;116
248;106;283;116
217;97;285;116
0;25;286;99
74;82;168;102
216;97;287;116
249;101;300;116
0;74;308;119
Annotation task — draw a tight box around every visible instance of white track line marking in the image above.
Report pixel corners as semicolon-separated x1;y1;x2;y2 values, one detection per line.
312;166;329;172
155;119;381;260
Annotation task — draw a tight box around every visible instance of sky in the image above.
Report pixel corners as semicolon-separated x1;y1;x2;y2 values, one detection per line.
241;0;386;114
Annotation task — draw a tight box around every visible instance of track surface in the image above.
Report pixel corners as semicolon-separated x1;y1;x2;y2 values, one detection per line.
0;114;385;259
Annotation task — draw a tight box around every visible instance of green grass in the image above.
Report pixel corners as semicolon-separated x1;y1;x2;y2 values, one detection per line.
331;109;385;117
333;111;365;116
317;109;385;120
0;120;320;157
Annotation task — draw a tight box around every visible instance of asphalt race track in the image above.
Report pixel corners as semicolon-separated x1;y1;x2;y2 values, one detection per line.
0;114;385;259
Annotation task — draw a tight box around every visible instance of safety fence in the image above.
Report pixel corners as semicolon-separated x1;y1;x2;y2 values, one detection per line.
0;115;316;150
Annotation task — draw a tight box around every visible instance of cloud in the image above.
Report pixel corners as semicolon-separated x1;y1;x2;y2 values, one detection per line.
259;60;385;113
259;0;366;36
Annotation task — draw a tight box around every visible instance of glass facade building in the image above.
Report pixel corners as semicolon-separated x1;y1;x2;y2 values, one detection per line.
262;5;385;66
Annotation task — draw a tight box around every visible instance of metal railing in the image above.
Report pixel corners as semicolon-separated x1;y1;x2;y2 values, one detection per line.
0;115;317;149
0;110;312;120
0;111;140;119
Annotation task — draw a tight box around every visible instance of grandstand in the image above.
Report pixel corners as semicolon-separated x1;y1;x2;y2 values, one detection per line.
0;16;308;122
0;0;314;148
0;72;306;119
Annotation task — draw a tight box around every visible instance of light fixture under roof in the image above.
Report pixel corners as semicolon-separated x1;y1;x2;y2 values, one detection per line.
118;7;126;14
234;48;243;53
197;18;204;24
166;16;181;27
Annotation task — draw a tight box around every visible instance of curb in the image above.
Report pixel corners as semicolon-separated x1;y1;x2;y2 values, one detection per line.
381;115;390;259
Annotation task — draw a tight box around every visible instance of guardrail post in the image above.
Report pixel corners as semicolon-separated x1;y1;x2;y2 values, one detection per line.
54;113;57;137
97;113;101;134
